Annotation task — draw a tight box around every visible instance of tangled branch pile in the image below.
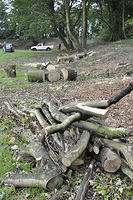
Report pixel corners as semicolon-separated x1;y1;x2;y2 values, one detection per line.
2;82;133;200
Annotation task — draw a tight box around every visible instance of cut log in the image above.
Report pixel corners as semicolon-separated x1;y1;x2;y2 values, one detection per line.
100;147;121;172
74;121;131;138
95;138;133;171
75;160;94;200
48;69;61;82
59;100;110;111
60;68;77;81
27;70;45;82
3;129;63;190
62;130;90;167
4;64;16;78
34;108;49;128
60;103;108;119
46;64;56;71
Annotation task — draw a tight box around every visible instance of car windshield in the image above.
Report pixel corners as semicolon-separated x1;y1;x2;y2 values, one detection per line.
6;44;12;47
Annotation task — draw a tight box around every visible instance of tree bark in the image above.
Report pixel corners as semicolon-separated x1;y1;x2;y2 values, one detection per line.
75;160;94;200
42;112;81;135
62;130;90;167
74;120;131;138
64;0;80;50
95;138;133;171
100;147;121;172
3;129;63;190
4;65;16;78
27;70;45;82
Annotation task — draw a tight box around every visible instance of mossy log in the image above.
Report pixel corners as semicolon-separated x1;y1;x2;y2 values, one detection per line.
62;130;90;167
3;129;63;190
74;121;131;138
4;65;16;78
27;70;46;82
42;112;81;135
100;147;121;172
43;99;67;122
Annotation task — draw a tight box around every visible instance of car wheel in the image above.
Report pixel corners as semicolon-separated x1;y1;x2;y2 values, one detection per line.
32;48;37;51
46;47;51;51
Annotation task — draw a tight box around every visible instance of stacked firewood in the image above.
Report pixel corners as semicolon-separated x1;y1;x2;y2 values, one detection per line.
3;83;133;200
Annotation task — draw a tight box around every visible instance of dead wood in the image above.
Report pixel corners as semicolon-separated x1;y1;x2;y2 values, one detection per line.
95;138;133;171
49;185;70;200
59;100;110;111
75;160;94;200
57;52;86;63
4;64;16;78
27;70;45;82
74;121;131;138
121;160;133;181
62;130;90;167
42;112;81;135
43;98;67;122
48;69;61;82
100;147;121;172
34;108;49;128
108;82;133;106
3;129;63;190
60;68;77;81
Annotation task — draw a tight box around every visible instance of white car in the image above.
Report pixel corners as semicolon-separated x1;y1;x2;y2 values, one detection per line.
30;43;54;51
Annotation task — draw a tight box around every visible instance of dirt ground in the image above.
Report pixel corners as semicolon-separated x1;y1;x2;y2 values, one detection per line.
0;39;133;199
1;39;133;132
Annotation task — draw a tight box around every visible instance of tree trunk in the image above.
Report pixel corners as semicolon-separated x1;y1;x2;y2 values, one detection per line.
64;0;80;50
27;70;45;82
82;0;89;48
100;147;121;172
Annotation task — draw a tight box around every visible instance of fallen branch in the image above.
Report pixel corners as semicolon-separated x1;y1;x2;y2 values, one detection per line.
75;160;94;200
3;129;63;190
74;120;131;138
42;112;81;135
62;130;90;167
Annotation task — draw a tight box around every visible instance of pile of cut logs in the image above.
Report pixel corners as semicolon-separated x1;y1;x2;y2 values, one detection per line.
3;83;133;200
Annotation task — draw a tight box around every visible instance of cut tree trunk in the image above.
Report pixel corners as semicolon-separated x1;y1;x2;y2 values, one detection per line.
60;68;77;81
62;130;90;167
27;70;46;82
95;138;133;171
4;65;16;78
3;129;63;190
100;147;121;172
48;69;61;82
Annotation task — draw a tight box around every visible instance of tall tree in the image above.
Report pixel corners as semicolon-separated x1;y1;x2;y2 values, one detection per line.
0;0;9;38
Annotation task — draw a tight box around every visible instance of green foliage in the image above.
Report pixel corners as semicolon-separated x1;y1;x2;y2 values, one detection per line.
89;171;133;199
125;18;133;38
0;0;10;38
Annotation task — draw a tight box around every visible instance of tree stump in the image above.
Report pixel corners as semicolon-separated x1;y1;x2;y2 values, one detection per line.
4;65;16;78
